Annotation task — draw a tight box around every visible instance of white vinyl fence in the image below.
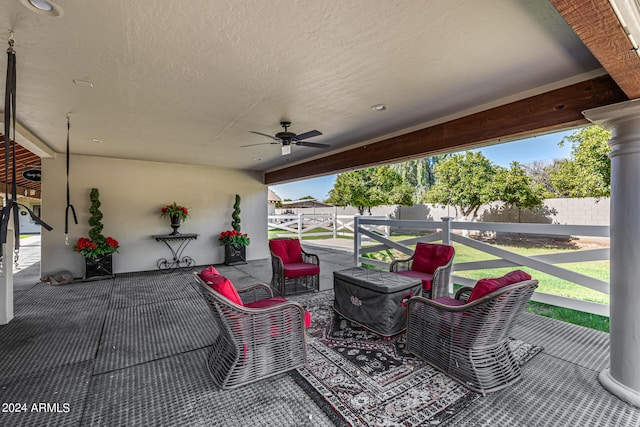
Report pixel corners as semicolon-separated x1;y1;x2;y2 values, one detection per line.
354;216;610;317
268;213;389;240
268;214;611;317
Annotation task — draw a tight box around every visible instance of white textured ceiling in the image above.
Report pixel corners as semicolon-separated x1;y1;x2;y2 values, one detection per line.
0;0;603;175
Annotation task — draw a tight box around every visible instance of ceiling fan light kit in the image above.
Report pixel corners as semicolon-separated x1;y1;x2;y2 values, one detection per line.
244;121;330;155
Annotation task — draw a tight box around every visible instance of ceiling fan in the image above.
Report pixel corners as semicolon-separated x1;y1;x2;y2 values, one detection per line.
243;121;329;155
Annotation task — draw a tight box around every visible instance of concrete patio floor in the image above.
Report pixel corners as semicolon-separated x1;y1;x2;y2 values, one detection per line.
1;242;639;426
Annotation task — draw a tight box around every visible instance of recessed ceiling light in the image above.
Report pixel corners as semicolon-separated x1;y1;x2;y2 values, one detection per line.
253;157;262;161
73;79;94;88
29;0;52;10
89;138;103;143
371;104;388;111
18;0;64;17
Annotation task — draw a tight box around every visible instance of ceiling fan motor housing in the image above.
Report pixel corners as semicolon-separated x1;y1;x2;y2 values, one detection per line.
276;131;297;141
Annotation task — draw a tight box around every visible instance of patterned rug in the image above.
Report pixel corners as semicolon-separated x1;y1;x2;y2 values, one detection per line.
290;291;543;426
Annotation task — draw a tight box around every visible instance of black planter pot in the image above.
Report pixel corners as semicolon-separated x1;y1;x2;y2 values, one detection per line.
170;215;181;235
84;253;114;281
224;244;247;265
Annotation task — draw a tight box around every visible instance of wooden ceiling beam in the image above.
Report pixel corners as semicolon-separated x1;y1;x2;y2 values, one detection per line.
0;135;41;195
0;181;41;198
265;75;627;184
550;0;640;99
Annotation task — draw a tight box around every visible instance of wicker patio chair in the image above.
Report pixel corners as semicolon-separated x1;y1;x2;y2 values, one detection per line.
406;271;538;395
389;242;455;299
269;238;320;296
193;272;308;390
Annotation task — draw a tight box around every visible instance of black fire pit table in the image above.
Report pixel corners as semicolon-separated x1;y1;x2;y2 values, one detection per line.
333;266;423;337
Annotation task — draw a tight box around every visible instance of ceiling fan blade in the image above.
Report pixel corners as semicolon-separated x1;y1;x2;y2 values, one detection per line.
249;131;279;141
240;142;279;147
296;141;330;149
295;130;322;141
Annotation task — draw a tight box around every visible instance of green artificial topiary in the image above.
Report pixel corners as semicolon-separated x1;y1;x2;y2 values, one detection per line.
73;188;119;259
88;188;106;249
232;194;241;232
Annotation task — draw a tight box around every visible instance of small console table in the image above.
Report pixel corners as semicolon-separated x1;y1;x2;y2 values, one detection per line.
152;233;198;272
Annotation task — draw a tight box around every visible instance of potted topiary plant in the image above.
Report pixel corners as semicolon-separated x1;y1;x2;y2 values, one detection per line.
218;194;249;265
72;188;119;280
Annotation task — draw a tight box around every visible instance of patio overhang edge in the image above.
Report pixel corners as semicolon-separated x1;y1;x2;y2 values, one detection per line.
265;75;628;185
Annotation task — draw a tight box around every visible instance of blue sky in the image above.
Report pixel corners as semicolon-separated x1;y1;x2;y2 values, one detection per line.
270;129;575;201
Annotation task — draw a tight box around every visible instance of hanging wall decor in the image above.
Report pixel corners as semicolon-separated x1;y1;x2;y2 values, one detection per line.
64;114;77;246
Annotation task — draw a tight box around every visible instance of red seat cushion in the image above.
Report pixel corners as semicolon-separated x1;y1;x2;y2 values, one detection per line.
395;270;434;291
467;270;532;303
199;272;243;306
432;296;466;307
244;296;289;308
269;239;304;264
411;243;454;274
245;296;312;328
283;262;320;278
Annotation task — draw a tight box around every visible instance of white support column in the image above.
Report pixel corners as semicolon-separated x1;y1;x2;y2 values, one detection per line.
584;99;640;407
1;210;15;324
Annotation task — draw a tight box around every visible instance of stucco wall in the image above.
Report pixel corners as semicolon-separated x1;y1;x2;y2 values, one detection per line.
41;154;268;278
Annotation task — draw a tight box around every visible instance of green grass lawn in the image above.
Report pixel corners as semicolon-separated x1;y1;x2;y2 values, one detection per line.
452;244;609;305
526;301;609;332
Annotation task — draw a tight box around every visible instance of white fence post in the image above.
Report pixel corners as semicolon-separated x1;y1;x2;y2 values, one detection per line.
441;217;454;295
385;214;390;238
333;206;338;239
298;213;303;240
441;217;453;245
354;215;361;266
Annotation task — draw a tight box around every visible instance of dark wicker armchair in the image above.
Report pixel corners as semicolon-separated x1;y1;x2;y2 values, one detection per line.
406;272;538;395
193;272;308;390
269;238;320;296
390;242;455;299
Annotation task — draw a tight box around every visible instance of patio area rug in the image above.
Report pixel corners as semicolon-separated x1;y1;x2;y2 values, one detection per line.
291;291;543;426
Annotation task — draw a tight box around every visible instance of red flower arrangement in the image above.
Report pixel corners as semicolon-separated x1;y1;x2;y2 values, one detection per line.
73;236;119;259
160;202;190;221
218;229;250;247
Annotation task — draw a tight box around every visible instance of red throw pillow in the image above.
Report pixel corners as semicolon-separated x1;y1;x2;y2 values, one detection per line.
201;272;243;306
411;243;454;274
467;270;532;303
200;266;220;282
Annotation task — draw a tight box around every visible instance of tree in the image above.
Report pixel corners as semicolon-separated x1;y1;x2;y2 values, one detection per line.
391;155;450;203
425;152;496;220
493;162;544;210
426;152;544;220
548;126;611;198
327;166;413;214
523;160;562;199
